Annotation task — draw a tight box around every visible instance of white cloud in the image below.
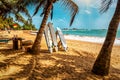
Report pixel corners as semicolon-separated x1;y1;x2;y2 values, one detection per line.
58;18;65;22
84;10;91;14
74;0;96;6
89;5;97;9
74;0;101;9
76;0;93;5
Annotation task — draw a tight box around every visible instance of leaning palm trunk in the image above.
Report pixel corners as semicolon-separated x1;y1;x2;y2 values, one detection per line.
92;0;120;76
31;1;53;54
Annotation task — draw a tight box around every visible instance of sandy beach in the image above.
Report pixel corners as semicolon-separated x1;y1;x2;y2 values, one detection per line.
0;30;120;80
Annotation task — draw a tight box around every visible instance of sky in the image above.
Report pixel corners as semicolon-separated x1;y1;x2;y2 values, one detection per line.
27;0;119;29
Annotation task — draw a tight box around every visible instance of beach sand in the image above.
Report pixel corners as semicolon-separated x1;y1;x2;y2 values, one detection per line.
0;30;120;80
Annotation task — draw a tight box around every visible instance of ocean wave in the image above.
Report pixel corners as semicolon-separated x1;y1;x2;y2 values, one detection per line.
64;35;120;46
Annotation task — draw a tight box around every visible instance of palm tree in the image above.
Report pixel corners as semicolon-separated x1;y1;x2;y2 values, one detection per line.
92;0;120;76
0;0;32;21
0;0;36;30
30;0;78;54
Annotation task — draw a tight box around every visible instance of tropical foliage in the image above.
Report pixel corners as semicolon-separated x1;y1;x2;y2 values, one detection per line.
22;24;36;30
0;16;14;29
0;0;32;18
0;0;37;30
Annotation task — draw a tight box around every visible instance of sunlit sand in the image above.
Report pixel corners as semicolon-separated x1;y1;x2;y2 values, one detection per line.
0;30;120;80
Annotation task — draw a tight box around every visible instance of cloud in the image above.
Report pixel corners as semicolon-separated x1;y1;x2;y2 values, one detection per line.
58;18;65;22
84;10;91;14
74;0;96;6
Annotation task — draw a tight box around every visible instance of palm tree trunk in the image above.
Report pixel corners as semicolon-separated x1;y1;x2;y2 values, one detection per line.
92;0;120;76
30;1;53;54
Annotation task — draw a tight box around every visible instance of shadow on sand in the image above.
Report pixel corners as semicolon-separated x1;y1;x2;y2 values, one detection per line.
0;49;120;80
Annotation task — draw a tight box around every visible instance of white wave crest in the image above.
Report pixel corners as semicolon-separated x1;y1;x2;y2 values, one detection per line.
64;35;120;46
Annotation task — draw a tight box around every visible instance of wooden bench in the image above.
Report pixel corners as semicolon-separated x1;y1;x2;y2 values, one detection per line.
0;39;10;44
0;39;11;48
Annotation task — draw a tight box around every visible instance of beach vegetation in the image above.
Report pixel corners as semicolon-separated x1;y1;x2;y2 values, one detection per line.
92;0;120;76
22;24;36;30
0;0;37;30
0;0;31;18
0;16;14;30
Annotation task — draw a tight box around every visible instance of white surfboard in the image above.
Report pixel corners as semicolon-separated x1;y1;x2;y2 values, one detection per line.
48;22;58;52
56;27;67;51
44;25;53;53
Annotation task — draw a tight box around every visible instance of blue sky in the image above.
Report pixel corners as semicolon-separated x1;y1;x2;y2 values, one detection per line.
27;0;119;29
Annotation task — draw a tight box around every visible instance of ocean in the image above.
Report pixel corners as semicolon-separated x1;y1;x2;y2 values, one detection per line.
62;29;120;38
31;29;120;45
61;29;120;45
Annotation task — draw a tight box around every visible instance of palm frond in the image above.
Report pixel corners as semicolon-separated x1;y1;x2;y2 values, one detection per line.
33;0;46;16
17;0;37;6
18;6;31;18
100;0;113;13
33;0;45;16
40;0;49;17
0;0;13;16
60;0;79;26
15;13;26;23
50;5;54;20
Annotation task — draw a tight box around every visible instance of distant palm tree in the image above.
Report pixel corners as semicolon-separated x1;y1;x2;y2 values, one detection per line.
92;0;120;76
30;0;78;54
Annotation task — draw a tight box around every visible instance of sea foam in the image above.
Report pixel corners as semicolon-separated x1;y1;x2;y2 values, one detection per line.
64;35;120;46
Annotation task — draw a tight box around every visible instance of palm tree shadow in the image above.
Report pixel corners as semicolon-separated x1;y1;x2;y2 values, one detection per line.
0;49;24;56
0;48;119;79
33;49;120;80
0;49;34;79
29;49;102;79
110;66;120;79
40;49;50;54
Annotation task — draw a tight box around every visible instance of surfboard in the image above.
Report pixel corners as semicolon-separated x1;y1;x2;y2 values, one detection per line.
48;22;58;52
44;25;53;53
56;27;67;51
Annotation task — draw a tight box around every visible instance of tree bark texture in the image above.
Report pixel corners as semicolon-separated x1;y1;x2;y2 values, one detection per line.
31;1;53;54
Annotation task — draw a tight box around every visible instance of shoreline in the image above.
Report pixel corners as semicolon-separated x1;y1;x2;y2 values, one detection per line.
13;30;119;46
64;35;120;46
29;31;120;46
2;30;119;46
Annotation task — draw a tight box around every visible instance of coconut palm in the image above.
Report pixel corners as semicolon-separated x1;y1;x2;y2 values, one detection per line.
29;0;78;54
0;0;32;21
92;0;120;76
0;0;36;30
